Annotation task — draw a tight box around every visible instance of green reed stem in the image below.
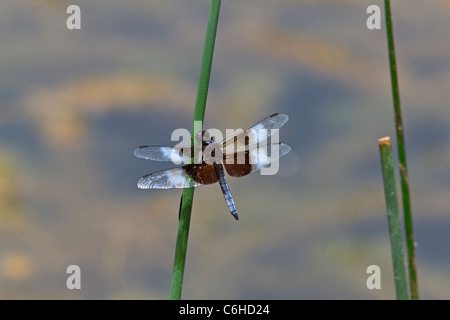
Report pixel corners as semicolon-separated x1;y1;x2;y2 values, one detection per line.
384;0;418;300
379;137;409;300
170;0;221;300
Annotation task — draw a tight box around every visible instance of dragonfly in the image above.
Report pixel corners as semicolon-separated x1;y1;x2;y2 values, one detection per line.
134;113;290;221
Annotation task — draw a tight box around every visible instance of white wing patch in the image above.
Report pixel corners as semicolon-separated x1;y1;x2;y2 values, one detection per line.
137;167;202;189
250;142;291;173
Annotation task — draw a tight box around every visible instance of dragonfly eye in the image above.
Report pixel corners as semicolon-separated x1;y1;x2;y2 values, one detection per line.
196;130;215;145
202;130;211;141
194;130;205;144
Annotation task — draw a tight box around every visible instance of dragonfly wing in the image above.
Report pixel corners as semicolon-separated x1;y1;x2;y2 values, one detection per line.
134;146;191;163
221;113;289;152
137;164;219;189
220;113;289;154
224;142;291;177
137;167;202;189
248;113;289;136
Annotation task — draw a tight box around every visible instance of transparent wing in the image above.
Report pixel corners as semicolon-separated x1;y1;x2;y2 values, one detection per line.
134;146;191;163
248;113;289;136
220;113;289;154
137;167;204;189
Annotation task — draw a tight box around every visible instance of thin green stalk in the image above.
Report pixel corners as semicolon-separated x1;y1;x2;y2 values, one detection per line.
384;0;418;299
379;137;409;300
170;0;221;300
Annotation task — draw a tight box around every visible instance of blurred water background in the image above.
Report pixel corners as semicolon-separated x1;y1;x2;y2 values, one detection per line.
0;0;450;299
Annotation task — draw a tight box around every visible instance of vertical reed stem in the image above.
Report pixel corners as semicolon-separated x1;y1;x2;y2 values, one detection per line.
379;137;409;300
170;0;221;300
384;0;418;299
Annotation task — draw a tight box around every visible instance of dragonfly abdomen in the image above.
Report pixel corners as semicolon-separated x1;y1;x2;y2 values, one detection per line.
213;163;239;221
